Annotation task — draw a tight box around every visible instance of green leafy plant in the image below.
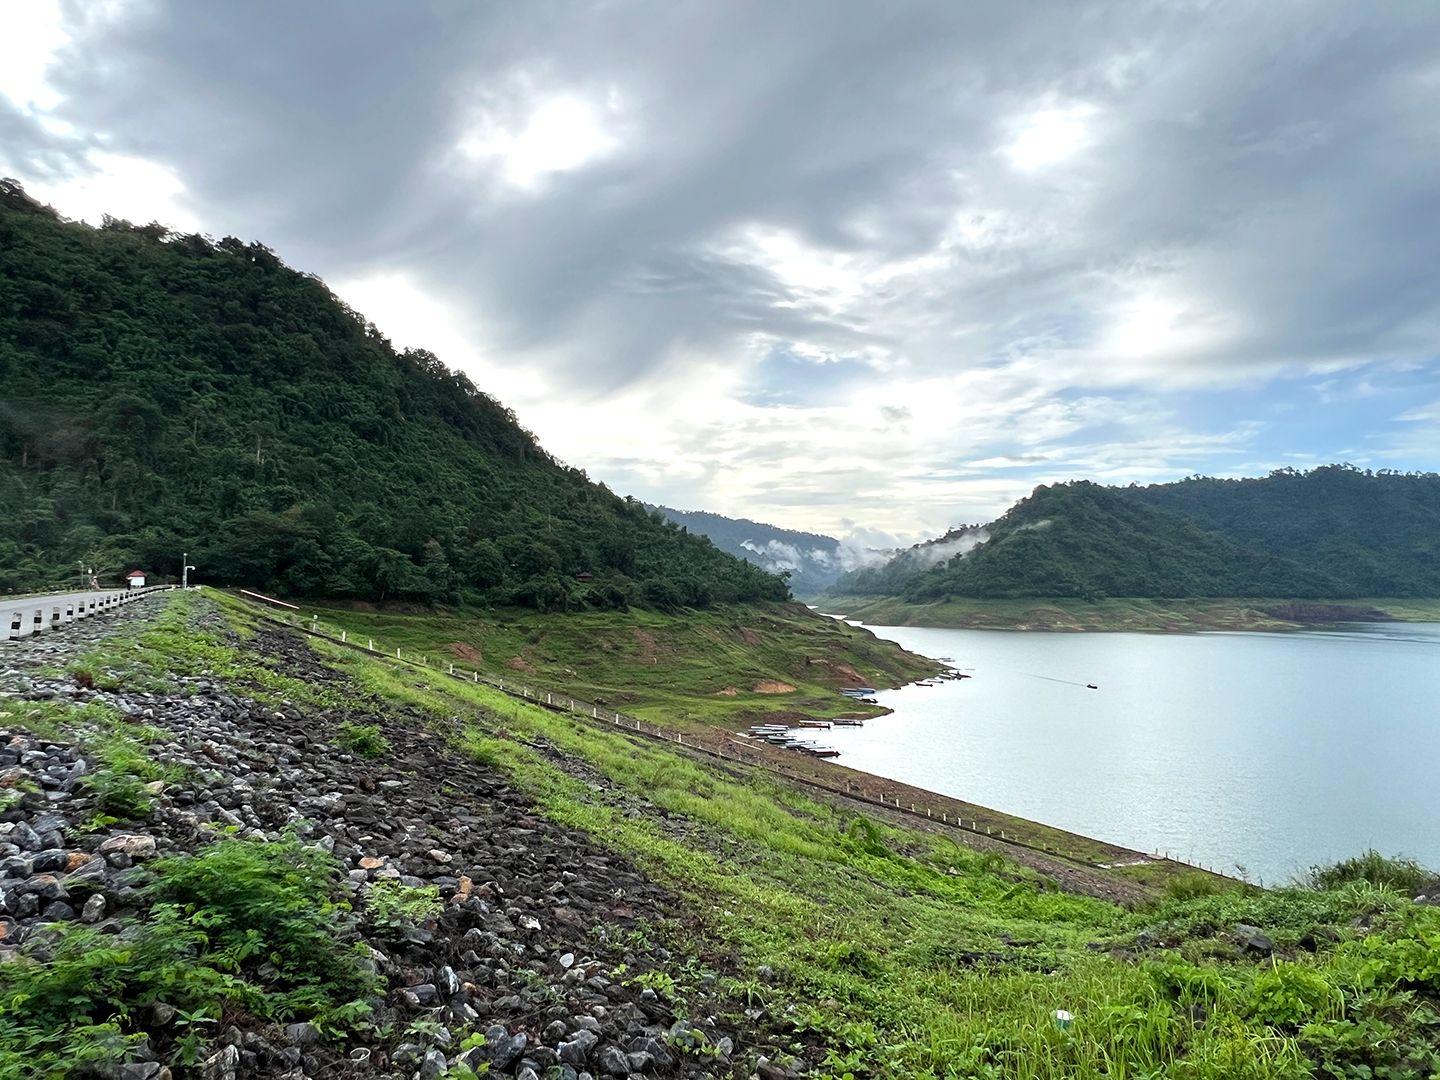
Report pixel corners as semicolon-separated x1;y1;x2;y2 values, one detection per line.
85;767;154;819
335;721;390;758
365;878;442;934
1246;963;1343;1028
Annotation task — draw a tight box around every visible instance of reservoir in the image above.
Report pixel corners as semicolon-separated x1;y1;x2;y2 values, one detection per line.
828;622;1440;884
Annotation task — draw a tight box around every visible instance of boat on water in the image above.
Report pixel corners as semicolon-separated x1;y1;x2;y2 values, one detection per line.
831;718;864;727
840;686;878;696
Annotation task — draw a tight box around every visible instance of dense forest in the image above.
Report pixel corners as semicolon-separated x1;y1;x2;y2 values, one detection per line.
834;467;1440;600
0;181;788;610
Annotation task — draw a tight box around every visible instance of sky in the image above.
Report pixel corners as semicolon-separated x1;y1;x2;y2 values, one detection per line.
3;1;1439;546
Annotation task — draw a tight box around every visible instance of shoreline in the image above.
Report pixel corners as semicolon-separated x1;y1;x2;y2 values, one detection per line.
808;595;1440;633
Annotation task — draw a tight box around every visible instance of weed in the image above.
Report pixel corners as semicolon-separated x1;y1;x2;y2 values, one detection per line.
145;835;380;1016
366;878;442;934
1307;850;1434;895
85;767;154;819
335;721;390;758
0;834;378;1076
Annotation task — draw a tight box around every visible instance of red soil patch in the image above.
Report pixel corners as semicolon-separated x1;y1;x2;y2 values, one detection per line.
752;680;797;694
632;628;660;663
448;642;484;663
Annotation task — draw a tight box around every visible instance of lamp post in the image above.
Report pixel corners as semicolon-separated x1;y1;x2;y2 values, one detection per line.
182;553;196;590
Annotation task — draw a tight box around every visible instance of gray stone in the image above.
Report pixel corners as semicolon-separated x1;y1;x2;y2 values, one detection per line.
559;1029;599;1066
593;1044;629;1076
418;1048;448;1079
1234;923;1274;955
116;1063;163;1080
400;982;440;1008
436;964;461;997
282;1021;321;1046
81;894;106;923
200;1044;240;1080
489;1031;528;1070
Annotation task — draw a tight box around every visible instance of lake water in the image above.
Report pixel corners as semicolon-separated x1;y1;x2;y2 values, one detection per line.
814;622;1440;884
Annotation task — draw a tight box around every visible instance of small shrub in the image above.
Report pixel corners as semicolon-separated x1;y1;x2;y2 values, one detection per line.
1147;956;1234;1008
85;767;153;820
335;721;390;759
145;835;379;1013
366;878;442;933
0;910;247;1077
1307;850;1434;895
1246;962;1343;1028
0;835;377;1076
1346;907;1440;992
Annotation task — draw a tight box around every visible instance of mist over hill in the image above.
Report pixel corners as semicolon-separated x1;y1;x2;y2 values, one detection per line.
0;182;787;610
833;466;1440;601
650;505;891;596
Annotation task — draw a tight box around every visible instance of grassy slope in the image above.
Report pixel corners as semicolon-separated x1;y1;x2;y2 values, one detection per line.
287;600;939;727
816;595;1440;632
194;592;1440;1080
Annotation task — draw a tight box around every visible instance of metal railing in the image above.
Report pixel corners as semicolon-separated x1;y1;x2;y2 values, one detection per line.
0;585;175;641
239;594;1222;881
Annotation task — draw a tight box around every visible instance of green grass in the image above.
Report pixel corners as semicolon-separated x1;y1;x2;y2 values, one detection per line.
1305;850;1435;895
66;589;335;706
11;590;1436;1078
334;721;390;759
297;623;1440;1079
813;595;1440;632
275;597;939;729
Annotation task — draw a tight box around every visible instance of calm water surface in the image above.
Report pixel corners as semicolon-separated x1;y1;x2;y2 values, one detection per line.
812;622;1440;884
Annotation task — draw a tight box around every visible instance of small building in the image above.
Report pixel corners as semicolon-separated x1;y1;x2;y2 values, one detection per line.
125;569;146;589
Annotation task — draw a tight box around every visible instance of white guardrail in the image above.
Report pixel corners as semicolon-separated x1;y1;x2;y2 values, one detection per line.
0;585;175;641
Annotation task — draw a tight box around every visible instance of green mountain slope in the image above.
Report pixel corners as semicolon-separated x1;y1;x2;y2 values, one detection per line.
1129;466;1440;596
834;468;1440;601
0;181;787;609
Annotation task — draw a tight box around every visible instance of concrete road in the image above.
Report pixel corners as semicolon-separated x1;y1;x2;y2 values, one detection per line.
0;587;168;640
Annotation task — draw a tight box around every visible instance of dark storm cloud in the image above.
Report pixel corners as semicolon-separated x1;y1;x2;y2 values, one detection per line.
5;0;1439;531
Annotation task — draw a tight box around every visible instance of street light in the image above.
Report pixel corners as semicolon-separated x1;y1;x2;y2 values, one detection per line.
182;552;196;590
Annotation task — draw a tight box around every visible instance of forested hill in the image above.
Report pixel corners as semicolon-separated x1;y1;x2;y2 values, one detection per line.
649;505;851;596
0;181;787;609
833;467;1440;601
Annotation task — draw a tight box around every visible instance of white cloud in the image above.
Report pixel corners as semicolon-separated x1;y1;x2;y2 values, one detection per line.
1001;103;1099;171
11;150;200;231
459;93;621;190
333;271;547;403
0;0;68;112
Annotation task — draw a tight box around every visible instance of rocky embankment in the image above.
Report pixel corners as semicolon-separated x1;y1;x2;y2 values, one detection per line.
0;600;794;1078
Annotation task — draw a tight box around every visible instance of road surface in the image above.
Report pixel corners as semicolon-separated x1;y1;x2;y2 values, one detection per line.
0;587;167;640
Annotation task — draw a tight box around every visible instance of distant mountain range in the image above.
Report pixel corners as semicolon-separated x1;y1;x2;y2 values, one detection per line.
831;466;1440;601
650;506;887;596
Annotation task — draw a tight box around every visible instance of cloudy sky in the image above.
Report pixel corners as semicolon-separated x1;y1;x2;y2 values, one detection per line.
4;1;1439;543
